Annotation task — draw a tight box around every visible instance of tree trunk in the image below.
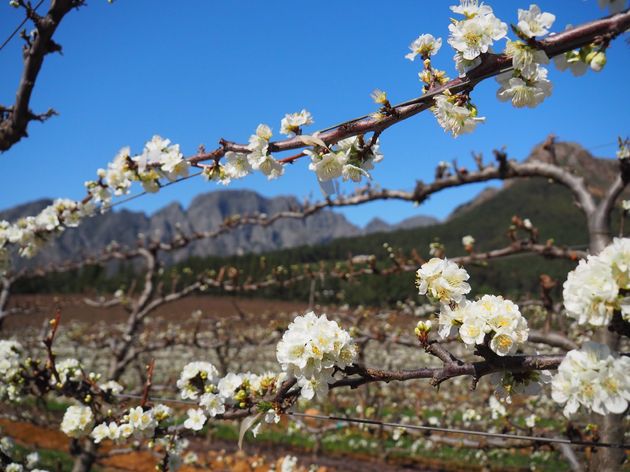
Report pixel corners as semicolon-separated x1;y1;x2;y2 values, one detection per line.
587;223;626;471
71;440;97;472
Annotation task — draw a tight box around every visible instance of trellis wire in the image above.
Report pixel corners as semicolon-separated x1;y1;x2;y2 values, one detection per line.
0;0;45;52
113;393;629;449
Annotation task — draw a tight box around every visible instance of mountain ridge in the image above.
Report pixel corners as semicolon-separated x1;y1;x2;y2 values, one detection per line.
0;190;437;269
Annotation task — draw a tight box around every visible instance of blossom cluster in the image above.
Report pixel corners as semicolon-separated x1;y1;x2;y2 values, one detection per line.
563;237;630;326
432;94;485;138
496;5;555;109
208;111;315;186
0;198;95;264
423;2;562;136
54;358;82;386
416;258;529;356
176;361;220;400
176;360;281;431
440;295;529;356
85;135;188;204
276;311;357;400
551;342;630;417
0;135;186;266
0;340;23;401
90;404;172;443
306;136;383;194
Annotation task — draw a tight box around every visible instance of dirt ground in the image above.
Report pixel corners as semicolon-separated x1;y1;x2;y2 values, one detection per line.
4;293;309;328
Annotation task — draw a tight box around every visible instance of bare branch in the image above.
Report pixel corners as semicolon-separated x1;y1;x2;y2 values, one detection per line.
0;0;86;152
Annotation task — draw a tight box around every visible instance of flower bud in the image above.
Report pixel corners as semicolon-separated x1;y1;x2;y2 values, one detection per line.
589;51;606;72
370;89;388;105
414;320;432;336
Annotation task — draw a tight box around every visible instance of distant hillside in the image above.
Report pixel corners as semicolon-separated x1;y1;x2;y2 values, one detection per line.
1;190;437;269
170;140;625;304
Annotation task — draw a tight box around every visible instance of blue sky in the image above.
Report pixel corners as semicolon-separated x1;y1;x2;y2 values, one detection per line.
0;0;628;227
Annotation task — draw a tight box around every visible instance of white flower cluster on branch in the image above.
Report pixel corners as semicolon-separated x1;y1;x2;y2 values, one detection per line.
417;258;529;356
563;237;630;326
306;136;383;194
90;404;172;443
551;342;630;417
0;340;23;401
0;199;95;259
87;135;188;203
495;5;555;109
276;311;357;400
176;360;281;431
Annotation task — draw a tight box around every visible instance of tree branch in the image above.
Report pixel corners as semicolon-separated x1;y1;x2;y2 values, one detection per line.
0;0;85;152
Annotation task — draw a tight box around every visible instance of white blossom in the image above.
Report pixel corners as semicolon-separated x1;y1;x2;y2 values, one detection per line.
462;235;475;247
563;254;619;326
416;258;471;304
127;406;156;432
453;52;482;76
505;40;549;78
280;110;313;136
280;455;299;472
99;380;123;395
177;361;219;400
448;3;507;61
152;404;172;422
217;372;243;399
61;405;94;438
450;0;493;18
25;452;39;468
307;150;348;182
247;152;284;180
525;414;537;428
223;151;252;180
91;422;120;443
199;392;226;417
488;395;507;419
0;340;22;381
496;65;552;108
432;95;484;137
183;408;207;431
516;5;555;38
599;237;630;292
55;358;82;385
438;295;528;356
405;34;442;61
